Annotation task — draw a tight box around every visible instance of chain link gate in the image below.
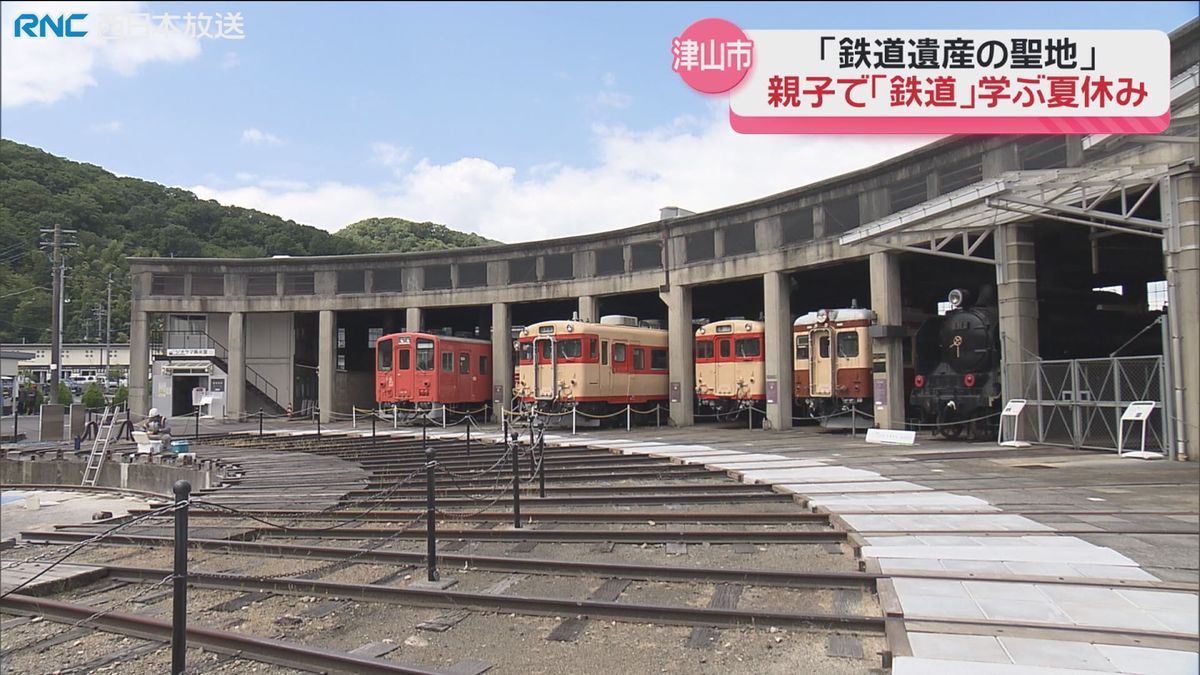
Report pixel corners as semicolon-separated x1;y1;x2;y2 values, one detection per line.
1006;356;1172;457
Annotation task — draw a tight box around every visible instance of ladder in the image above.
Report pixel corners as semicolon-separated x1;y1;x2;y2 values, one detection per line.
82;406;118;487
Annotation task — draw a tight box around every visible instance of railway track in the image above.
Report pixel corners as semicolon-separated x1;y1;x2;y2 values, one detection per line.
2;429;890;674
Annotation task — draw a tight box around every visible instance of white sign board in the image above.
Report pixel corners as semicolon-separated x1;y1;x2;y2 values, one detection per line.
167;348;216;357
865;428;917;446
1001;399;1027;417
1121;401;1156;422
1119;401;1162;460
192;387;207;406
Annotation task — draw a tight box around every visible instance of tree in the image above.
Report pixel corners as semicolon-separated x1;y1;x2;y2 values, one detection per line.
113;384;128;407
56;383;72;405
81;382;105;409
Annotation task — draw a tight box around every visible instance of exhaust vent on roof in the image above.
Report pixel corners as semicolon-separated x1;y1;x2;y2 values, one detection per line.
600;315;640;327
659;206;695;220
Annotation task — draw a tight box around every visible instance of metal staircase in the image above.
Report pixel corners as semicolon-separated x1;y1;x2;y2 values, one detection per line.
82;406;118;487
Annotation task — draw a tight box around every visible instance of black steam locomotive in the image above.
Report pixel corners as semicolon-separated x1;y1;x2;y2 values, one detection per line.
910;286;1002;440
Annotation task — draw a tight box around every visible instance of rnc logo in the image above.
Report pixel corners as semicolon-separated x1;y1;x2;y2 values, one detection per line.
13;13;88;38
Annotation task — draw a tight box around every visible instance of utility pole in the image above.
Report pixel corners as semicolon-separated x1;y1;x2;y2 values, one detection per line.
39;223;77;392
105;274;113;378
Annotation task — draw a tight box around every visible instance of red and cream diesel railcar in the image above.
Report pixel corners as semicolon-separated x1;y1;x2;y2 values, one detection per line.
513;316;668;417
694;319;765;415
375;332;492;417
793;308;875;418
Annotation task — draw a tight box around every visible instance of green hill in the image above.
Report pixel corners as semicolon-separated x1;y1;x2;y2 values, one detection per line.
336;217;497;252
0;139;493;344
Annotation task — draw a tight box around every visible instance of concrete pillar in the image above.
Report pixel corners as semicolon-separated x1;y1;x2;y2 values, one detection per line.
129;309;150;416
1164;169;1199;461
406;307;422;333
996;223;1040;435
318;309;335;423
665;284;693;426
763;271;793;429
491;303;512;414
226;311;246;421
578;296;598;323
869;252;905;429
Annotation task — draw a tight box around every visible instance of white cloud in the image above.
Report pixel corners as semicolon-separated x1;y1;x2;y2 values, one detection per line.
241;128;283;146
371;142;412;170
601;72;616;87
189;107;936;242
88;120;121;133
220;51;239;69
1;2;201;107
595;90;632;109
234;171;258;182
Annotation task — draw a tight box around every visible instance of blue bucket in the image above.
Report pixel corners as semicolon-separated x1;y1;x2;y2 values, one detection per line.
170;440;190;453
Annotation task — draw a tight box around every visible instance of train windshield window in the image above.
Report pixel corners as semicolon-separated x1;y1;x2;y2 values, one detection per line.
519;342;533;364
398;349;411;370
442;352;454;372
735;338;761;358
837;332;859;358
416;339;435;370
633;348;645;370
556;339;582;359
613;343;626;362
819;336;830;358
719;340;731;359
479;356;489;375
538;340;552;361
459;352;470;374
795;335;809;360
651;349;667;370
377;339;392;371
695;339;713;359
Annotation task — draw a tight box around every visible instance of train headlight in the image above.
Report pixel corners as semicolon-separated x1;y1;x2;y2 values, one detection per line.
566;324;574;332
744;323;752;332
521;329;528;336
816;309;828;323
948;289;966;308
698;328;705;334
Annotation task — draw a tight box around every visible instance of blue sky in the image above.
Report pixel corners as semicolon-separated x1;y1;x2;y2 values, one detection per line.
1;1;1195;241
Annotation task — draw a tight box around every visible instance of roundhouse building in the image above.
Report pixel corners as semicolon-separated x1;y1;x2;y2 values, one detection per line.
129;20;1199;459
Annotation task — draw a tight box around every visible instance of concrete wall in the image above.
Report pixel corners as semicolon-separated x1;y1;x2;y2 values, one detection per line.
1;458;216;496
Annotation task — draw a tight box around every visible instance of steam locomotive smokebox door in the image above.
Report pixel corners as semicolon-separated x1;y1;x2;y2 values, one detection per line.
670;381;681;403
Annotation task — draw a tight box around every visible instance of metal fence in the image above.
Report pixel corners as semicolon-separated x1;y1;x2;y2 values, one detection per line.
1005;355;1171;456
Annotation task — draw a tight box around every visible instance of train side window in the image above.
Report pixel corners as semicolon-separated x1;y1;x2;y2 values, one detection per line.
601;340;608;365
416;339;435;371
819;336;830;358
479;356;489;375
719;340;731;359
633;348;645;370
613;343;626;363
589;338;598;360
735;338;760;358
442;352;453;372
398;349;411;370
459;352;470;374
651;348;667;370
377;339;393;371
795;335;809;360
519;342;533;364
837;332;859;358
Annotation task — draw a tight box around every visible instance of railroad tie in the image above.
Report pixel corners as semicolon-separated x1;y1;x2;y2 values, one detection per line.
418;574;527;633
546;578;632;642
508;523;557;553
444;658;495;675
349;641;401;658
732;543;756;555
826;590;866;659
665;542;688;556
685;584;743;649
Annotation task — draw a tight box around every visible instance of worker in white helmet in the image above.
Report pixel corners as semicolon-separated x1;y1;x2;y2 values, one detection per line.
142;407;172;451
